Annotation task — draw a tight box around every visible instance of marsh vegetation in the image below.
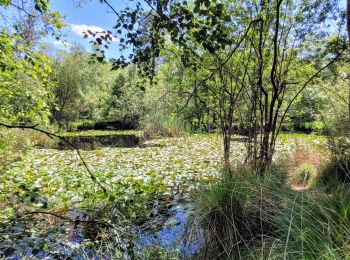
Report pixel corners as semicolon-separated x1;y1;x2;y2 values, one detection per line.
1;0;350;259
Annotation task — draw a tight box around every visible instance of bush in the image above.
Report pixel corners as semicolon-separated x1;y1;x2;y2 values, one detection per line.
287;144;327;188
0;128;55;173
142;123;183;140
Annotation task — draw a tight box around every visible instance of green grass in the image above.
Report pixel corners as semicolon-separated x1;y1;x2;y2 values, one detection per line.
190;167;350;259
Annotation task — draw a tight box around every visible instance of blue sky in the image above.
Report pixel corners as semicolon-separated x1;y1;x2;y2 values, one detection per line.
50;0;347;57
50;0;134;58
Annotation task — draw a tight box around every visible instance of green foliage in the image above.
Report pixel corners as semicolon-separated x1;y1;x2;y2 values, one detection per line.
51;46;114;125
103;65;145;123
0;0;64;126
1;0;349;258
58;129;141;137
66;119;96;131
0;30;54;125
51;49;145;129
318;60;350;136
317;137;350;187
287;88;327;133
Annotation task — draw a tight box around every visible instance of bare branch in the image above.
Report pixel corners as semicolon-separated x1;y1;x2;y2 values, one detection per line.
0;122;108;194
276;54;341;136
20;211;112;227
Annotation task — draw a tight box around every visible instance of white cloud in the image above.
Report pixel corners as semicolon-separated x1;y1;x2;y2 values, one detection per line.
70;24;118;42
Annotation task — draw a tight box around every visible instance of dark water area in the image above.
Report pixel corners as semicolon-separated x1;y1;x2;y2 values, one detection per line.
134;203;203;258
76;119;139;131
57;134;141;150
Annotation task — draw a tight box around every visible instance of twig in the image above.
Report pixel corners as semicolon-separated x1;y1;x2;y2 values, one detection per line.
20;211;112;227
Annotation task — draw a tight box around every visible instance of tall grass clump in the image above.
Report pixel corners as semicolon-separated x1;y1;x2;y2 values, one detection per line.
189;167;281;259
287;144;327;188
0;128;55;171
189;166;350;259
270;186;350;259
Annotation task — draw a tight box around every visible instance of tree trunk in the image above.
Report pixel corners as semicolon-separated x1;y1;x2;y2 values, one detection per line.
223;130;231;171
347;0;350;47
347;0;350;124
348;85;350;125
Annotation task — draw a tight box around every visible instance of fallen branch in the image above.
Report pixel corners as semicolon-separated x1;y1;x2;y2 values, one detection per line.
20;210;113;227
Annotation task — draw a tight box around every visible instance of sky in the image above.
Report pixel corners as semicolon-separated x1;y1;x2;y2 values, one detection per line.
49;0;134;58
49;0;347;57
2;0;347;58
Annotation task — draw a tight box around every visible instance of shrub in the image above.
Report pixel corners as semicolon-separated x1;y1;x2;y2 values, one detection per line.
328;137;350;180
20;129;56;149
287;144;327;188
0;128;55;172
142;123;183;140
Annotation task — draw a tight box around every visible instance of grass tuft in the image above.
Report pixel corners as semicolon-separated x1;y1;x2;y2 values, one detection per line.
189;166;350;259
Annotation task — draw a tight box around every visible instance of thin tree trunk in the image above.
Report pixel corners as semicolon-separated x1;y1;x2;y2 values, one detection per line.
347;0;350;124
348;85;350;125
347;0;350;47
223;130;231;170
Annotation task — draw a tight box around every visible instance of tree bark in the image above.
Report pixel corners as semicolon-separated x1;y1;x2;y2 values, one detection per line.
223;130;231;170
347;0;350;47
347;0;350;124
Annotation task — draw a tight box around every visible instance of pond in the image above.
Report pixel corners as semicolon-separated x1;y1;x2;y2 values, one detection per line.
1;202;202;259
57;130;142;150
0;133;327;258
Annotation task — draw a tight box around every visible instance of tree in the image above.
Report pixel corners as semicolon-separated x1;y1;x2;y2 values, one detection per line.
50;46;117;127
0;0;63;125
51;46;86;124
0;29;55;125
103;65;145;126
99;0;342;173
347;0;350;47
